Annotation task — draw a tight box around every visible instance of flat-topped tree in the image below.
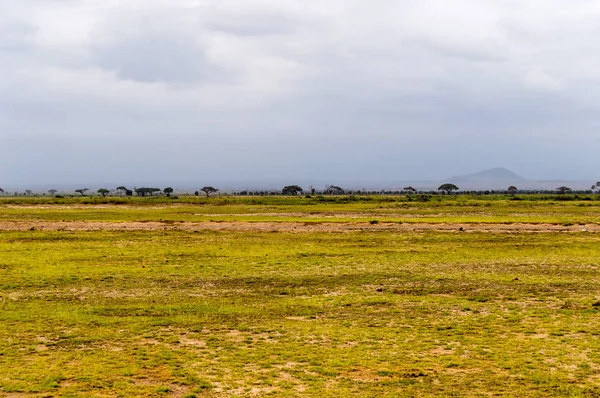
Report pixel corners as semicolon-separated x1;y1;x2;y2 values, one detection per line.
135;187;161;197
403;186;417;194
116;186;127;195
48;189;57;195
438;183;459;194
200;186;218;197
282;185;303;195
97;189;110;197
163;187;174;197
326;185;345;195
75;188;89;196
556;186;572;194
507;186;518;194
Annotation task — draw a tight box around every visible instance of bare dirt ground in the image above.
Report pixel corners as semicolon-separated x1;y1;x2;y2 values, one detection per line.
0;220;598;233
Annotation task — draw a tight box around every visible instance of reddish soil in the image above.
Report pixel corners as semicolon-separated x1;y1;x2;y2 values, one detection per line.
0;220;597;233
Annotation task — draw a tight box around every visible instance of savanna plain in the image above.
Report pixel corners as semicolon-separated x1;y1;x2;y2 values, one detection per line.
1;195;599;397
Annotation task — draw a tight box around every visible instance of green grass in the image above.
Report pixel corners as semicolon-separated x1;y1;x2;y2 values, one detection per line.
1;199;599;396
0;195;599;225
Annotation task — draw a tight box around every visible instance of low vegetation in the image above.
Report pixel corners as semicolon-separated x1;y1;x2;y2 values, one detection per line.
0;196;599;396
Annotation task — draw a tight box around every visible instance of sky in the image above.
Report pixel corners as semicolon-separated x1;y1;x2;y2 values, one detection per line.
1;0;600;188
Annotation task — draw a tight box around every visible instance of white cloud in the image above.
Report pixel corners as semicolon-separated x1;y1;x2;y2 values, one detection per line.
523;68;565;91
7;0;600;106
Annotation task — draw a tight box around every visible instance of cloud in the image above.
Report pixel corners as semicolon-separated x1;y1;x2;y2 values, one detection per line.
523;69;566;92
2;0;600;186
0;20;37;51
93;34;215;84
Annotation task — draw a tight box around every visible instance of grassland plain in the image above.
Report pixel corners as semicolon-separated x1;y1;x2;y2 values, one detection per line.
0;196;599;397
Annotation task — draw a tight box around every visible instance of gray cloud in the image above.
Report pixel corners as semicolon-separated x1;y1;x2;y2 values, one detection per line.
93;34;216;84
1;0;600;188
0;20;37;51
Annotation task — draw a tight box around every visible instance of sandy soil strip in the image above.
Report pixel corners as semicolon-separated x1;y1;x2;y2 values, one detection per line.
0;220;597;233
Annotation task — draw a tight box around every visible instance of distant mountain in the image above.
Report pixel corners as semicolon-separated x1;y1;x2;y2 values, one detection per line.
446;168;526;190
3;168;594;192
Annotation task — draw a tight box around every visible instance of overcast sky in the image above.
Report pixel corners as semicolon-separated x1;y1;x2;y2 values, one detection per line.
1;0;599;188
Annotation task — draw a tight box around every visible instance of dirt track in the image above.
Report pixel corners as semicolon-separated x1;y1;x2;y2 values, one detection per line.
0;220;597;233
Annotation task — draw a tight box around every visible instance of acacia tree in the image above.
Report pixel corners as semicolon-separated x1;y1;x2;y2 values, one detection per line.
403;186;417;194
326;185;345;195
282;185;303;195
116;186;127;195
135;187;161;197
0;188;4;194
200;186;218;197
25;190;33;195
48;189;57;196
75;188;89;196
97;188;110;197
507;186;518;194
556;186;572;194
163;187;174;197
438;183;459;194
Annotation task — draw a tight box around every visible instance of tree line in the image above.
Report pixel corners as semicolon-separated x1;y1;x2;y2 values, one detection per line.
1;182;599;197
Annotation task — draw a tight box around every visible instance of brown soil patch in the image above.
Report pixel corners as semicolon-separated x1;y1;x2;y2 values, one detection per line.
429;346;455;355
0;220;598;233
339;367;382;382
339;367;429;382
179;335;206;347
